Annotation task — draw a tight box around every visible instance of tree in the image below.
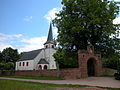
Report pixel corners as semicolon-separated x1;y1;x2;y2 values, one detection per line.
53;0;120;68
0;51;3;62
4;62;14;70
2;47;19;63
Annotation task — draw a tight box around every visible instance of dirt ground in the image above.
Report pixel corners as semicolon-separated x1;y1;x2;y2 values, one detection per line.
54;87;107;90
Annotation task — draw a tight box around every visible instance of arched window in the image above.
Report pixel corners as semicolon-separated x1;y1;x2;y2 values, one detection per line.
46;45;48;48
23;62;25;66
52;45;54;48
19;62;21;66
26;62;29;66
39;65;42;70
44;65;47;69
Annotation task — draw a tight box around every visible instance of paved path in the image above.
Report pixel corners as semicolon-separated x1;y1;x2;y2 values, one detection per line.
0;77;120;88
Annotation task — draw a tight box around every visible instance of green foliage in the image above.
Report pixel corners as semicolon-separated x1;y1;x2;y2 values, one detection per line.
2;47;19;63
0;62;14;70
54;49;78;68
0;62;5;70
102;51;120;70
0;51;3;62
53;0;120;68
4;62;14;70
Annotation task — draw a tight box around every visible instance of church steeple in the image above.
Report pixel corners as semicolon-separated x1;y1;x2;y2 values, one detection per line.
44;23;55;45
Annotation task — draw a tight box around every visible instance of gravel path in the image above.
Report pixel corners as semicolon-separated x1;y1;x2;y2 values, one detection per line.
0;77;120;88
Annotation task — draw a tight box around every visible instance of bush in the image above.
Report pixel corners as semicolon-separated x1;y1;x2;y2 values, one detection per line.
102;57;120;70
0;62;14;70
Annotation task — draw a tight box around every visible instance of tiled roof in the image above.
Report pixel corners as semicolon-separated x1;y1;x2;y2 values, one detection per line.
18;49;42;61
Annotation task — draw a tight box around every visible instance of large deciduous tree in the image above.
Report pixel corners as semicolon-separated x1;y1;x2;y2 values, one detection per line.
2;47;19;63
53;0;120;68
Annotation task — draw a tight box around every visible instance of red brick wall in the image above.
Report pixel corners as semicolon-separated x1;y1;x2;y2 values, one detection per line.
60;68;81;79
103;68;117;75
14;68;81;79
14;70;58;77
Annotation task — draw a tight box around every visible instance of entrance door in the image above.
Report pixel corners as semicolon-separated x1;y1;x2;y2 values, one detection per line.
87;59;95;76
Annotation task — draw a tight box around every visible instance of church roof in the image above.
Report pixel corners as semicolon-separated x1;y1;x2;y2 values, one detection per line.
44;23;55;45
18;49;42;61
38;58;49;64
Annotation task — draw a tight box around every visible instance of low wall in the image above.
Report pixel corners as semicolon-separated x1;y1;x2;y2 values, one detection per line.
14;70;58;77
103;68;117;75
1;68;116;79
14;68;81;79
60;68;81;79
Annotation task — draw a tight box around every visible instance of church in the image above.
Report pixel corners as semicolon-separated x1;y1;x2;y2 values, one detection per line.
15;23;57;70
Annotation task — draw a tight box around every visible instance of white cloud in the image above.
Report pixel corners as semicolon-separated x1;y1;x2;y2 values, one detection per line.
19;36;47;52
0;33;22;42
0;43;14;51
0;33;23;51
113;17;120;24
53;27;58;37
44;7;61;23
23;16;33;22
0;33;47;53
44;7;61;37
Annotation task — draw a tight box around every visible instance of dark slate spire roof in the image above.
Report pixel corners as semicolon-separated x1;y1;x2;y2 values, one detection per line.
38;58;49;64
44;23;55;45
18;49;42;61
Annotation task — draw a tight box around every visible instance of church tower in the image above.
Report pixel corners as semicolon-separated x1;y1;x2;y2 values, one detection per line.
44;23;57;69
44;23;56;48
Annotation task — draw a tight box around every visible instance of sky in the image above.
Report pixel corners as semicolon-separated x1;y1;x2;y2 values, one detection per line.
0;0;120;53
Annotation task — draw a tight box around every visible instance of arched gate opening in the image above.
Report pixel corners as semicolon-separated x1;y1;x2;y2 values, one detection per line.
87;58;95;76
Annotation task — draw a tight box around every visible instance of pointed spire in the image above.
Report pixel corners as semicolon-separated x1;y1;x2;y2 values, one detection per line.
47;22;53;42
44;22;55;45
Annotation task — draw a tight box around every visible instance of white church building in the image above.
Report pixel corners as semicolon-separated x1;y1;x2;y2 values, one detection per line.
16;23;57;70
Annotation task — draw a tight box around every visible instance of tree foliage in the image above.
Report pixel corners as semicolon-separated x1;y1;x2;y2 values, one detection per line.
0;47;20;70
2;47;19;63
53;0;120;68
53;49;78;68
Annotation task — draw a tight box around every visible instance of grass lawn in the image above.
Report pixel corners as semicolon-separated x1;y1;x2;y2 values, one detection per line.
0;79;120;90
0;75;63;80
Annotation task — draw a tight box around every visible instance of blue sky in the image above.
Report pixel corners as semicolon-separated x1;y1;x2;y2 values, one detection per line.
0;0;120;52
0;0;62;52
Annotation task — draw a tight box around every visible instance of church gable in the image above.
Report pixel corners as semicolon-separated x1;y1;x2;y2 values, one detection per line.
38;58;49;64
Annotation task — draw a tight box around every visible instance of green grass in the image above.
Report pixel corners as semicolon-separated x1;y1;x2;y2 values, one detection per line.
0;79;52;90
0;79;120;90
0;75;63;80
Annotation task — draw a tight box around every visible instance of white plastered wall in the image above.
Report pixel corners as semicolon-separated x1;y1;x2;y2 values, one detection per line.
16;60;34;70
44;43;57;69
33;49;44;70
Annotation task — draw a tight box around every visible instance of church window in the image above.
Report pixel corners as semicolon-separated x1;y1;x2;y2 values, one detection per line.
52;45;54;48
26;62;29;66
23;62;25;66
19;62;21;66
46;45;48;48
44;65;47;69
39;65;42;69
